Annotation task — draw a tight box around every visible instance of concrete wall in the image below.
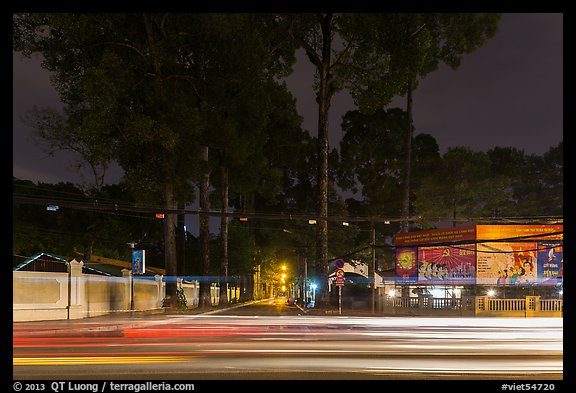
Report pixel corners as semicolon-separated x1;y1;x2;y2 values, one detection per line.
13;259;222;322
13;270;70;322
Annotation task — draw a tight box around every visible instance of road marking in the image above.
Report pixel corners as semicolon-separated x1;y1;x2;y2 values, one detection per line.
13;356;196;366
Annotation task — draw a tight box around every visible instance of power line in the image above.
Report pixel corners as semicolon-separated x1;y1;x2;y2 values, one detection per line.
13;194;563;225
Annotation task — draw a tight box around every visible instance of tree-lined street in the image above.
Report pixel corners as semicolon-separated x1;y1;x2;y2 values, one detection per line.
13;299;562;380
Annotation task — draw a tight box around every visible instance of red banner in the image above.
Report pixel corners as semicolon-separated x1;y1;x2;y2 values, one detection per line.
394;226;476;246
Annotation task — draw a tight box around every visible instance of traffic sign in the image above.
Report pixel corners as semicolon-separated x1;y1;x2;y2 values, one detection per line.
335;277;345;286
335;269;345;278
334;258;345;269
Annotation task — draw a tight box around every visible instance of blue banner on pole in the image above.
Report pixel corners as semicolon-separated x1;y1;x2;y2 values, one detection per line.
132;250;146;275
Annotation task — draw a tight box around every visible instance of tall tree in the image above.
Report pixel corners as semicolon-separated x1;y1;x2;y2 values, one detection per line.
284;13;391;306
193;14;297;305
283;13;500;307
414;147;512;227
487;143;563;218
345;14;501;232
14;13;208;308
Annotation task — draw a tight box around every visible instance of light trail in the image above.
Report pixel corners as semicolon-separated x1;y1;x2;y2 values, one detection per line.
13;315;563;379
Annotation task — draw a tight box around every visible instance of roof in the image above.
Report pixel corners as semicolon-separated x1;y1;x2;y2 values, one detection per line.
89;254;165;276
13;252;162;277
13;252;113;276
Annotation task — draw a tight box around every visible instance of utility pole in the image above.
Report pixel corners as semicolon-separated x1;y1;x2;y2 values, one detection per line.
304;256;308;304
127;241;136;313
371;222;376;313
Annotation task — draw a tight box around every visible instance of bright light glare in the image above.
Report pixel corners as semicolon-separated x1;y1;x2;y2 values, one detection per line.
387;289;397;297
487;289;496;297
310;284;317;290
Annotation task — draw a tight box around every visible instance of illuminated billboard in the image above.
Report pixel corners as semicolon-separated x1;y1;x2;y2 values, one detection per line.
476;242;538;285
418;244;476;284
394;225;562;286
537;242;563;285
394;225;476;247
395;247;418;283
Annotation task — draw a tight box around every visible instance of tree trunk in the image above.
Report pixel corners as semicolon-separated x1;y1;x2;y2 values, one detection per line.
219;166;230;306
370;222;376;313
239;275;248;302
246;272;255;301
176;203;186;277
400;80;414;233
314;14;333;308
163;181;178;309
199;145;212;308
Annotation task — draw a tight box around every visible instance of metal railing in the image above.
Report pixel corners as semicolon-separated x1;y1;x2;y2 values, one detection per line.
380;293;563;317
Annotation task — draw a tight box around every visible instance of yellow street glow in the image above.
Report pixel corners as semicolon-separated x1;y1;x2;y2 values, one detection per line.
13;356;195;366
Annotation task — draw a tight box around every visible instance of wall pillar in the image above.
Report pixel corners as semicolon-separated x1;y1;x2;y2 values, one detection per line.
476;296;488;316
121;269;132;311
66;259;85;319
525;296;540;317
155;275;164;308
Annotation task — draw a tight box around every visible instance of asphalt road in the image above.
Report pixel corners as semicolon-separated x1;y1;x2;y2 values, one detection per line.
13;298;563;382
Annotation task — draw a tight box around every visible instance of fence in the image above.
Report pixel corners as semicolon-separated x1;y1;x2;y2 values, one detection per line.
378;289;563;317
14;261;563;321
13;259;229;322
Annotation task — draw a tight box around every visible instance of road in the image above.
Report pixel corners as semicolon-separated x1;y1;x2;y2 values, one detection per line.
13;298;563;382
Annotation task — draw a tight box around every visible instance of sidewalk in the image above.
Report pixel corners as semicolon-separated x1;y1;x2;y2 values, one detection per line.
12;299;274;337
13;299;465;338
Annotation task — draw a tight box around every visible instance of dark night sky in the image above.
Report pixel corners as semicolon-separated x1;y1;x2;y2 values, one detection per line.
13;13;563;187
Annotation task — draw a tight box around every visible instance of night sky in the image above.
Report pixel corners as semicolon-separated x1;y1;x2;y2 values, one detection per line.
13;13;563;186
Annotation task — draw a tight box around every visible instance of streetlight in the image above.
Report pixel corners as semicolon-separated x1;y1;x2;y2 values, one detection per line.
127;242;136;312
310;283;317;307
487;289;496;297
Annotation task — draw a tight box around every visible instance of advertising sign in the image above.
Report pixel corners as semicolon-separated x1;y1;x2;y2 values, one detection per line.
418;244;476;284
132;249;146;275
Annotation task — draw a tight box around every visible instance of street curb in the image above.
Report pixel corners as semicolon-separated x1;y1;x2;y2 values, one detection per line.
13;299;276;337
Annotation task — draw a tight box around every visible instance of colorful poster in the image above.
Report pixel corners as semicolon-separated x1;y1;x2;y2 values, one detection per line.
396;247;418;283
537;242;563;285
418;244;476;284
476;242;538;285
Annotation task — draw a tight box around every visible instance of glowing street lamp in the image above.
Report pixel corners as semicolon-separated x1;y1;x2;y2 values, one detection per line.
487;289;496;297
387;289;397;298
310;283;317;302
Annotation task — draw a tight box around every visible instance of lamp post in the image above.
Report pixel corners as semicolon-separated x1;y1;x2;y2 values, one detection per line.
310;283;317;306
127;242;136;312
